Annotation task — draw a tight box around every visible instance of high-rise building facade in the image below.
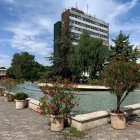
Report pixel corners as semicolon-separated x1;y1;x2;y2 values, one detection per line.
61;8;109;45
54;21;62;57
53;8;109;77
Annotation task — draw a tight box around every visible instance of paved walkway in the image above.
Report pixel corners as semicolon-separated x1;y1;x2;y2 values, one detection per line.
0;97;140;140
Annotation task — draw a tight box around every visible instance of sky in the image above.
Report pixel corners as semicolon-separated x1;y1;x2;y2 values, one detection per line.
0;0;140;68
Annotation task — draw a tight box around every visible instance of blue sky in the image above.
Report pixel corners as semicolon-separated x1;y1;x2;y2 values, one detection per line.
0;0;140;68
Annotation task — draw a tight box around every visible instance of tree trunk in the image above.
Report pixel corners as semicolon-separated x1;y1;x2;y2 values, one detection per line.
117;96;121;112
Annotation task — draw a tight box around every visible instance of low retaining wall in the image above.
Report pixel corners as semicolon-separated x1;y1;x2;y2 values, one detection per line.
71;111;110;131
125;104;140;115
28;98;40;112
71;103;140;131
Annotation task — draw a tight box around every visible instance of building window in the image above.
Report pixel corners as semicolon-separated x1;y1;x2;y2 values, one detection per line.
70;19;108;36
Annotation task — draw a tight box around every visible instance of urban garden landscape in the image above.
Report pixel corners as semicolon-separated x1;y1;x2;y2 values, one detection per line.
0;0;140;140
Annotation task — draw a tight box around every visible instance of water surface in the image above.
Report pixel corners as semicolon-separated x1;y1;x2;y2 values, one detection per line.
12;82;140;114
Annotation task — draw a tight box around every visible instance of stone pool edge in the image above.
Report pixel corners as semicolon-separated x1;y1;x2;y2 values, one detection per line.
38;83;109;90
5;92;140;131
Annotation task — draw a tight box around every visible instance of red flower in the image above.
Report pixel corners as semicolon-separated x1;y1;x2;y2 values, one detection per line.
39;76;79;116
46;77;52;83
49;92;53;97
61;99;65;103
77;89;80;92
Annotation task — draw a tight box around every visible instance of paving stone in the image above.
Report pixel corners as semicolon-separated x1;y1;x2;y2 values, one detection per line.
0;97;140;140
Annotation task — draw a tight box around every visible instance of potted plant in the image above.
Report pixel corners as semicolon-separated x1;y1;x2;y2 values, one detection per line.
103;57;140;129
0;88;5;96
0;78;17;102
15;92;28;109
39;77;79;132
5;93;15;102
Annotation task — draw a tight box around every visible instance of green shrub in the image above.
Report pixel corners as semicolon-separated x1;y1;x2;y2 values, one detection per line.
103;57;140;112
15;92;28;100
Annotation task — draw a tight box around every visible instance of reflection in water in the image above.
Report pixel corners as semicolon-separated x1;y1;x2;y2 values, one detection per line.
12;82;140;114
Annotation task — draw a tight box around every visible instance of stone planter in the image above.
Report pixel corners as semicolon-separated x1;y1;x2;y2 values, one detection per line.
110;112;126;129
5;94;14;102
15;100;26;109
50;115;64;132
0;88;5;96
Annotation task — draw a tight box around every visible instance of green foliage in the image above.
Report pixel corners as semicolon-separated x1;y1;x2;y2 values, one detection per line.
39;77;79;115
7;52;45;81
15;92;28;100
110;30;136;62
39;66;55;82
103;57;140;111
70;31;109;80
39;96;48;115
50;20;74;78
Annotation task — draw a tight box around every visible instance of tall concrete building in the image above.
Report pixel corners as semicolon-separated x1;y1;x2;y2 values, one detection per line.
54;7;109;46
54;21;62;57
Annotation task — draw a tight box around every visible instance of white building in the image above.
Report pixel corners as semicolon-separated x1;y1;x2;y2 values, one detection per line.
61;8;109;46
0;67;7;78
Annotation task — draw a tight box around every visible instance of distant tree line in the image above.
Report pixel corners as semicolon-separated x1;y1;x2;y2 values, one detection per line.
50;29;137;83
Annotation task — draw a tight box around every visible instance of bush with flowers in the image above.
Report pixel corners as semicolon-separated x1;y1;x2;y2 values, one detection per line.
39;77;79;116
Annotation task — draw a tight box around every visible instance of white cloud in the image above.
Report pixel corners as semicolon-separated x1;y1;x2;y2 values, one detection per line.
35;56;51;66
6;22;53;56
0;55;11;68
3;0;61;58
37;17;54;33
2;0;15;4
11;35;50;56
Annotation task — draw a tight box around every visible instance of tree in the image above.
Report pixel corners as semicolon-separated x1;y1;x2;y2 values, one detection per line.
39;66;55;81
110;30;136;62
51;19;74;79
103;57;140;112
7;52;45;81
70;31;109;80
